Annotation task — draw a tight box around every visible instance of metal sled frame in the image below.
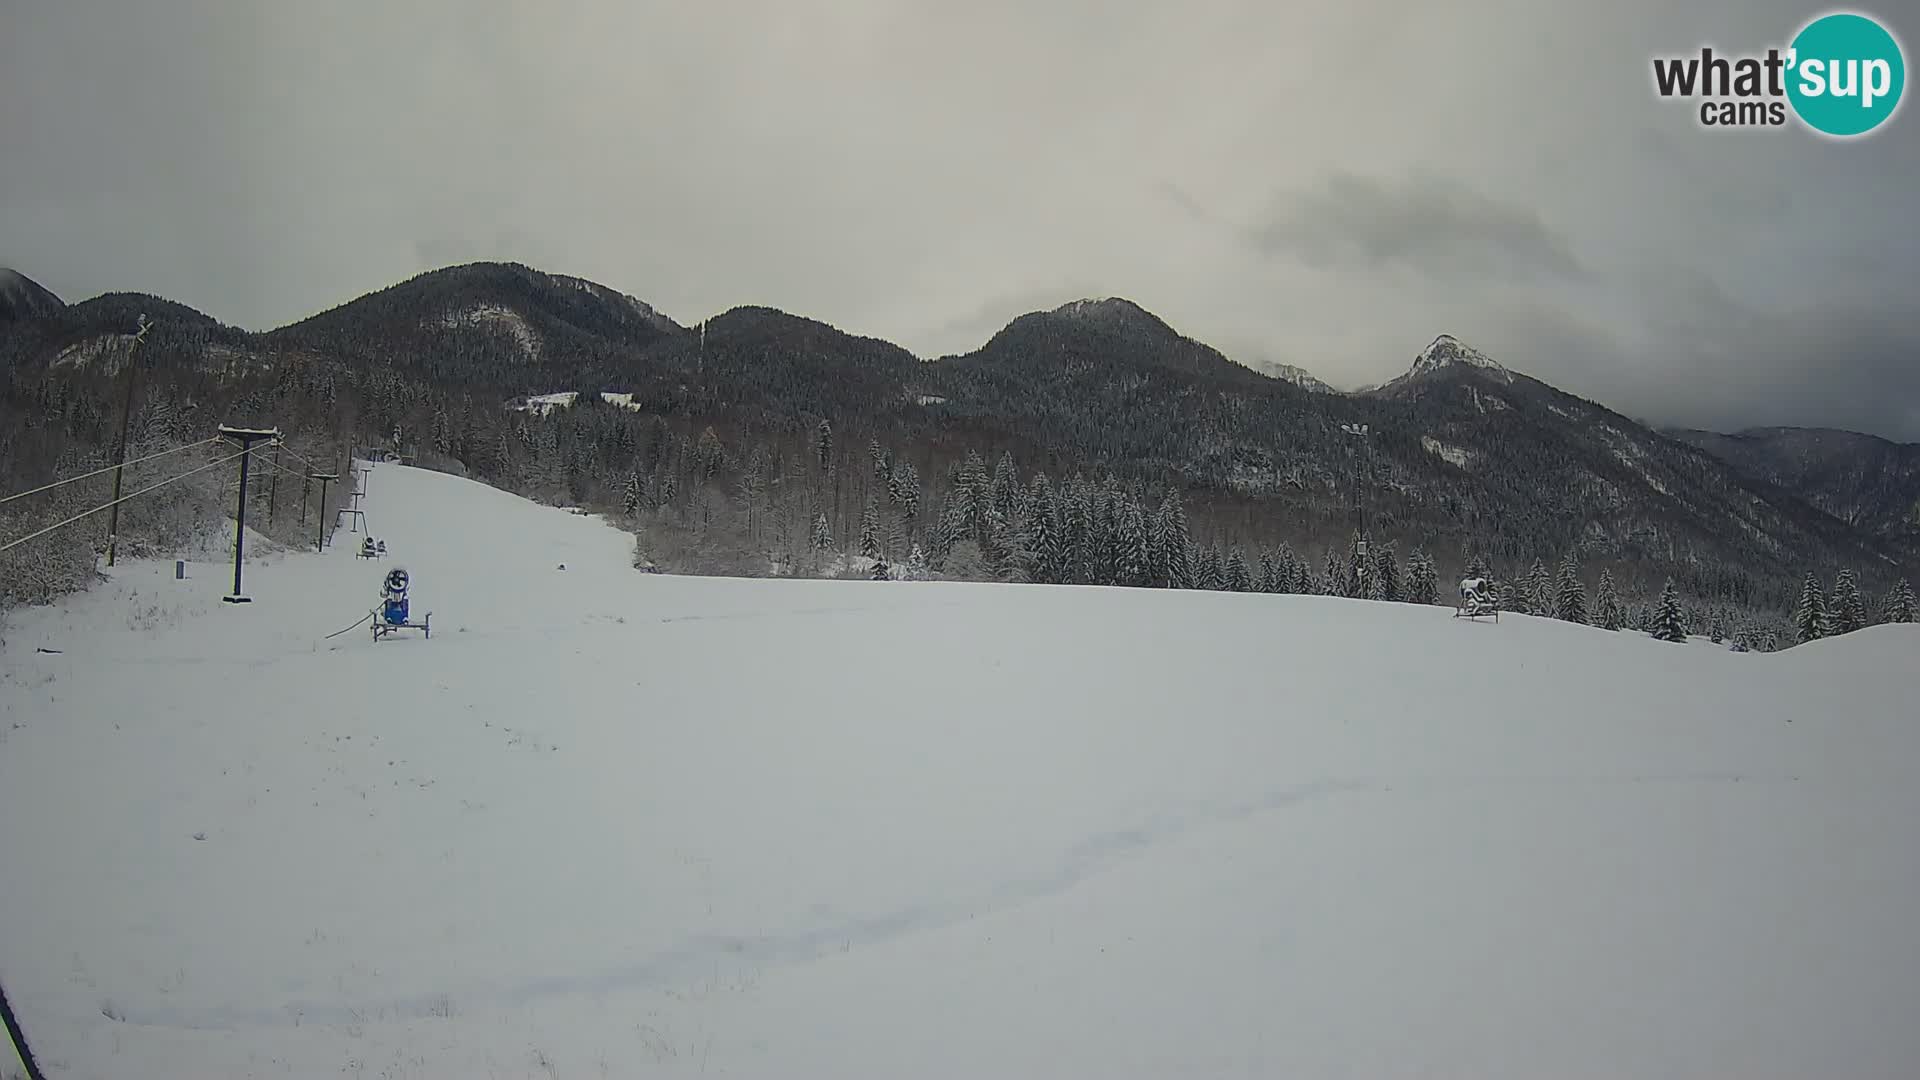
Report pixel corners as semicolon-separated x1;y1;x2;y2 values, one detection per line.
373;611;432;641
1453;604;1500;622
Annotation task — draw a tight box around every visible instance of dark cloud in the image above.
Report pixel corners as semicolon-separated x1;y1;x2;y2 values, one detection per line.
1480;280;1920;442
1153;182;1216;225
1641;292;1920;442
2;0;1915;440
1248;172;1587;282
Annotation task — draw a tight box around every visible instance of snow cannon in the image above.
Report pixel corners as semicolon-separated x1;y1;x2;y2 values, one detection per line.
373;567;431;641
381;567;410;623
1454;576;1499;622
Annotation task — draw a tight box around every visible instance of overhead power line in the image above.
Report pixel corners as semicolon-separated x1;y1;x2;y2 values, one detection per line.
0;446;254;556
253;451;318;483
270;440;326;472
0;437;222;507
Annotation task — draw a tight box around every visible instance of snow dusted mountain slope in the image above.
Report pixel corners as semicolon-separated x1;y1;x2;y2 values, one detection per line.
1;464;1916;1079
1673;425;1920;542
0;267;65;321
1241;357;1338;393
1376;332;1517;392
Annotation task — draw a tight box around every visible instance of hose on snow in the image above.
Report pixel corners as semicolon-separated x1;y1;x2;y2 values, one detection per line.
324;609;378;640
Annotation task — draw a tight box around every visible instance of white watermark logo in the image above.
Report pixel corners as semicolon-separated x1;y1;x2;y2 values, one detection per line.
1652;11;1905;137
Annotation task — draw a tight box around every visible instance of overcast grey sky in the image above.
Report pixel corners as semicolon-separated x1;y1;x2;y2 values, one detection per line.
3;0;1916;439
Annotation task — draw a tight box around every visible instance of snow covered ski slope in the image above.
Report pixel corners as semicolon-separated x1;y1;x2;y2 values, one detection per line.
2;462;1917;1079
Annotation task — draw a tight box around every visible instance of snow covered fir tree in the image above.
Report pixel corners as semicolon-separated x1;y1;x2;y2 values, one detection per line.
1651;581;1690;643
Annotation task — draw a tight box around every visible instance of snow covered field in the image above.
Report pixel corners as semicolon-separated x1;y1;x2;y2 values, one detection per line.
3;463;1917;1079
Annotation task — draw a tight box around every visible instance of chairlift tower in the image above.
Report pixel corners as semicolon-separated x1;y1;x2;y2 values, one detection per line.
1340;422;1372;579
216;425;281;603
337;460;369;535
311;472;339;551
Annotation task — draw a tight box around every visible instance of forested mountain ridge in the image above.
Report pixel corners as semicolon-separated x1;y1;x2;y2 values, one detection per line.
1670;426;1920;542
264;262;688;391
1349;337;1911;600
1;260;1912;643
0;267;67;322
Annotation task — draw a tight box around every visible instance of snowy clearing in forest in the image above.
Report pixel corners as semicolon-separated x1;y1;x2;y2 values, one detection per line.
2;463;1916;1079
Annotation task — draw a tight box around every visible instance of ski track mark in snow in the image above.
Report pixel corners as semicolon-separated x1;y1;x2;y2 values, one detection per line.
109;778;1371;1033
102;767;1801;1033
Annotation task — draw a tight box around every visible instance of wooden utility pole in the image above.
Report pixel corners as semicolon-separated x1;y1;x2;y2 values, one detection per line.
104;314;151;567
217;426;280;603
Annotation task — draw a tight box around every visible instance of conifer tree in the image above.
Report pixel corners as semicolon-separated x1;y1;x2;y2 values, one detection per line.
1524;558;1551;616
1153;493;1191;589
1022;478;1063;584
1370;542;1400;601
1651;581;1688;643
1594;569;1623;630
1884;578;1916;623
870;555;891;581
1829;569;1867;635
1464;553;1491;582
987;508;1023;582
1277;543;1301;594
1060;481;1093;584
810;511;833;554
814;419;833;473
859;495;882;561
1497;580;1522;613
926;496;964;568
1114;499;1148;587
890;461;920;532
1554;553;1588;624
1225;549;1252;592
1090;480;1121;585
1407;550;1438;605
905;543;927;581
1322;548;1343;596
1192;544;1222;591
1257;549;1281;593
1795;572;1828;643
1165;532;1192;590
621;471;642;516
990;453;1020;525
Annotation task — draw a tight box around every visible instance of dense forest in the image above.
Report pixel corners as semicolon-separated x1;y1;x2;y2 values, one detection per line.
3;262;1914;650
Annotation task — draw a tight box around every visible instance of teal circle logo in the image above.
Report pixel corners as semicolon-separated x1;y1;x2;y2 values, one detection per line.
1787;12;1905;136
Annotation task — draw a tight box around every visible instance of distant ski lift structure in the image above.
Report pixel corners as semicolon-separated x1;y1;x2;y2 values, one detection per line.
355;443;417;466
337;460;370;534
1341;422;1372;566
